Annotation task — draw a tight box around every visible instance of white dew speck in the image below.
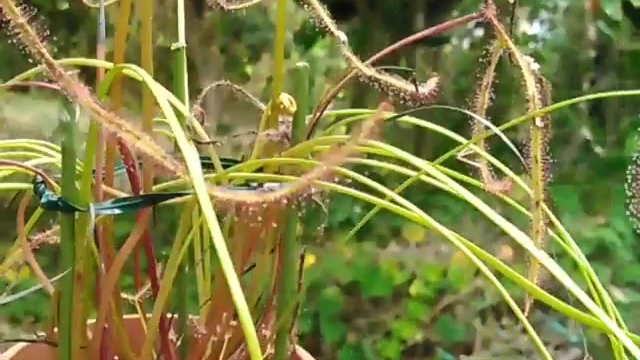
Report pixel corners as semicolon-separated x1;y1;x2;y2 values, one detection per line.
624;149;640;233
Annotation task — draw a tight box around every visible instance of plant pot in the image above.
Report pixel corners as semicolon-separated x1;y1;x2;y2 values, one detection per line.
0;314;314;360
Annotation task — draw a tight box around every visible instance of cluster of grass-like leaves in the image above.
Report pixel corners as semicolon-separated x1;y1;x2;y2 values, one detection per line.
1;0;640;359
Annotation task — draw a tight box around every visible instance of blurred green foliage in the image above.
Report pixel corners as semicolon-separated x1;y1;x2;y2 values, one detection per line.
4;0;640;359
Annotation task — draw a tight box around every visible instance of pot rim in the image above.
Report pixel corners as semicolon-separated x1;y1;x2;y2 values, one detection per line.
1;314;315;360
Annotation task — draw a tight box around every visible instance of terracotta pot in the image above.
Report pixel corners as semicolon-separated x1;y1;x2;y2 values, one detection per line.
0;314;314;360
288;345;315;360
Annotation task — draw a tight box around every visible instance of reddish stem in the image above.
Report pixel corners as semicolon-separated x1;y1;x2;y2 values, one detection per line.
113;141;142;292
115;138;174;359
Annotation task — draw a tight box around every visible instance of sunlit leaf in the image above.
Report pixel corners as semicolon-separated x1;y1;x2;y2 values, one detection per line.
17;264;31;281
4;268;17;283
401;222;426;243
390;317;420;341
303;252;317;269
408;278;433;298
374;337;402;360
405;298;431;320
601;0;623;21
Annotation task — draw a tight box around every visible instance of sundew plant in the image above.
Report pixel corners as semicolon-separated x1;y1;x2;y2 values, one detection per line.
0;0;640;359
